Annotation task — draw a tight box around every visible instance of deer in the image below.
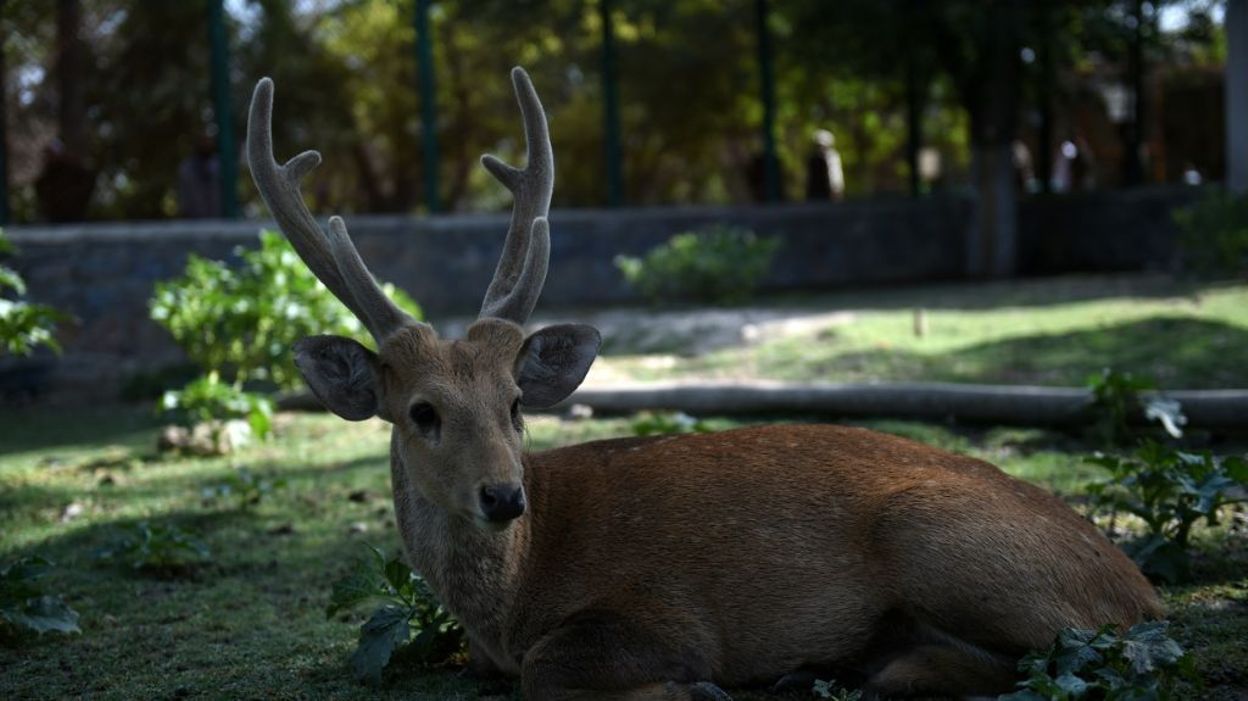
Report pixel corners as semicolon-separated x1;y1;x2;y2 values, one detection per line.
246;67;1162;700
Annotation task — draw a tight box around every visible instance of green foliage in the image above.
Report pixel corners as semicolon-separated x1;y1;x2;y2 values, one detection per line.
614;226;780;305
1173;190;1248;277
1087;443;1248;583
1085;369;1186;447
150;230;421;390
96;521;212;574
812;679;863;700
0;229;65;357
1086;368;1154;446
159;372;273;441
630;411;713;436
201;467;286;509
0;556;81;637
1000;622;1198;700
327;546;464;685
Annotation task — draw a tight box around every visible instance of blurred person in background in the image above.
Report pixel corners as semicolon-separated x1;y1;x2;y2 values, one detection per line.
806;129;845;201
177;133;221;219
34;139;95;222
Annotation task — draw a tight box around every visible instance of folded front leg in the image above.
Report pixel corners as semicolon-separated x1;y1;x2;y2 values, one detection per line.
520;609;732;701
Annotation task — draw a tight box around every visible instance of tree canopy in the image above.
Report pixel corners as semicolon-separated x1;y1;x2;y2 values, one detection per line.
1;0;1229;224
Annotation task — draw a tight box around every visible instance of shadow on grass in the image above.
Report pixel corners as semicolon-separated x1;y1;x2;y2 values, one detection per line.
0;503;479;699
809;316;1248;388
0;405;160;458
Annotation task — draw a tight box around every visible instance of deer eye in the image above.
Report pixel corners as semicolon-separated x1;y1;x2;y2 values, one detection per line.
409;402;441;440
510;397;523;432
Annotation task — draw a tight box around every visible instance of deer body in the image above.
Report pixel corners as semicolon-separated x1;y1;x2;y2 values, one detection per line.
246;68;1160;699
392;400;1160;698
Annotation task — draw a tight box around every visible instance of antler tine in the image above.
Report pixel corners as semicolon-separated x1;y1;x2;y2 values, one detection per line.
247;78;414;343
479;67;555;324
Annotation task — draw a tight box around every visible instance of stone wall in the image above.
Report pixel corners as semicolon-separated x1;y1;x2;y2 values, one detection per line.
0;186;1200;404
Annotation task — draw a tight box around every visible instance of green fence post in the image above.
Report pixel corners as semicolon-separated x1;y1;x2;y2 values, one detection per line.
755;0;779;203
208;0;237;218
414;0;440;213
600;0;624;207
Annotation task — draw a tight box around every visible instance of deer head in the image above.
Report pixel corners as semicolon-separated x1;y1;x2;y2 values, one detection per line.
247;68;600;528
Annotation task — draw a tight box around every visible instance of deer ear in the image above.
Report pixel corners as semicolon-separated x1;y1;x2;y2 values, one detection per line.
293;335;385;421
515;324;601;409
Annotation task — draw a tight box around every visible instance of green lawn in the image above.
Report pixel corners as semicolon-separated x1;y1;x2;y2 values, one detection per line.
593;275;1248;388
1;408;1245;699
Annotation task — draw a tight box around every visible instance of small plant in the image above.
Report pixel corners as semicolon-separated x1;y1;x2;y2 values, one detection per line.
327;545;464;684
150;229;421;390
1000;621;1197;700
812;678;862;700
158;371;274;452
630;411;713;436
97;521;212;574
0;229;66;357
1087;442;1248;582
1173;189;1248;277
614;225;780;305
201;466;286;509
0;556;81;637
1085;369;1185;446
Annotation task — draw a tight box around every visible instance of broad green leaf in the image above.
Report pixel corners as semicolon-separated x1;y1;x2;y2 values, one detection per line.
1121;622;1186;675
1054;641;1103;676
1;555;52;583
326;567;391;619
1224;456;1248;484
1;595;81;634
1053;671;1090;696
383;556;413;596
1133;539;1188;584
0;265;25;295
997;691;1051;701
351;604;412;685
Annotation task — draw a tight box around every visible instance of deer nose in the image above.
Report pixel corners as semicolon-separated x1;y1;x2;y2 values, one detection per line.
479;483;526;523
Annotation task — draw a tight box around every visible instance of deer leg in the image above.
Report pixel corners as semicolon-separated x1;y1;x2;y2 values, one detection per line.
862;640;1017;699
520;610;731;701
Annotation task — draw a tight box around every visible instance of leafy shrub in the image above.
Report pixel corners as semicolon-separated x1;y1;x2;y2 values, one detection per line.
1088;442;1248;583
160;372;273;441
0;229;66;357
1000;621;1197;700
327;545;464;684
1086;369;1186;447
1173;190;1248;276
97;521;212;574
0;556;80;637
150;229;422;390
812;679;862;700
201;466;286;509
630;411;712;436
614;225;780;305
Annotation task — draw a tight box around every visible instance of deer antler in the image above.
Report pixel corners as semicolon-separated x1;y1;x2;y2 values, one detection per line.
246;77;417;343
478;67;554;325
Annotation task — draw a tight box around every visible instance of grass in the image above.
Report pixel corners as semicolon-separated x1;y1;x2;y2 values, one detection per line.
592;275;1248;388
1;407;1245;699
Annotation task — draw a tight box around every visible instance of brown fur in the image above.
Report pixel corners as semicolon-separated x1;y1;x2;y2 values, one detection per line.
374;322;1161;700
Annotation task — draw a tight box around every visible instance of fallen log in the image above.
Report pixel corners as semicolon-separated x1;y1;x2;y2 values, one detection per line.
278;381;1248;428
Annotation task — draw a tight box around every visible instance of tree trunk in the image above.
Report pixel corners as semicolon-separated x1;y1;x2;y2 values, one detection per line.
968;141;1018;277
964;0;1022;278
56;0;87;157
1229;0;1248;194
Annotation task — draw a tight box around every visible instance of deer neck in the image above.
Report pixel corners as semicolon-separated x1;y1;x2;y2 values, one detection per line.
388;436;529;666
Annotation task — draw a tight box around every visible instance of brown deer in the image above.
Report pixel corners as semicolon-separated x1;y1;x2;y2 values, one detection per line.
247;68;1161;700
